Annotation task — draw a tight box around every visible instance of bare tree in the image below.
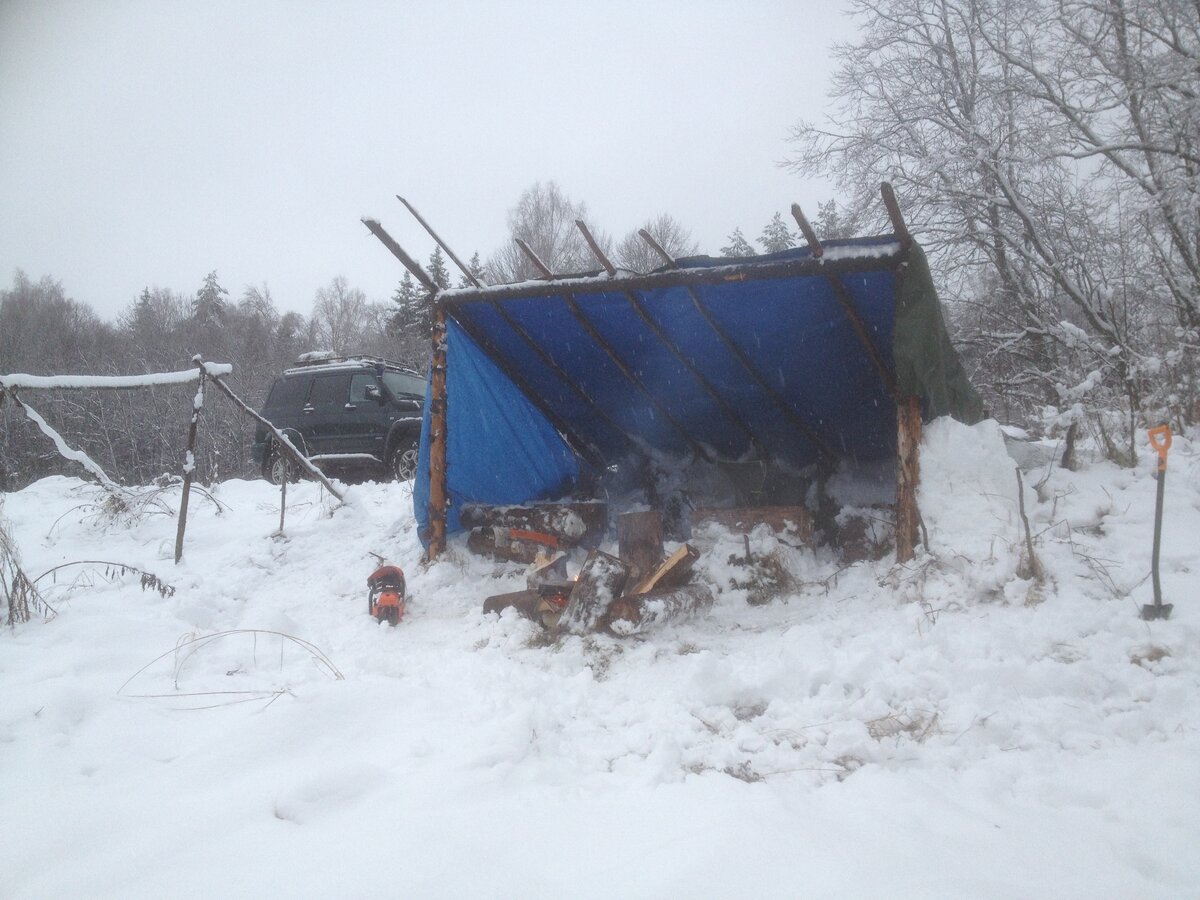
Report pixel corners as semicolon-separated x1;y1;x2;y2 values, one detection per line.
487;182;609;282
614;213;699;273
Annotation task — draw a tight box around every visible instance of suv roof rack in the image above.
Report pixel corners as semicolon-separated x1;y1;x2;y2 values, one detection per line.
290;352;418;373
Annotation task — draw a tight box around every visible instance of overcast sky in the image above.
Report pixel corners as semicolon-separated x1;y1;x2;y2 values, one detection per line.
0;0;854;320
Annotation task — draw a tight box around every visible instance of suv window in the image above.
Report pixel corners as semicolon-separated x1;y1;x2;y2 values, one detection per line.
267;377;308;408
383;371;424;398
308;374;351;407
349;373;378;403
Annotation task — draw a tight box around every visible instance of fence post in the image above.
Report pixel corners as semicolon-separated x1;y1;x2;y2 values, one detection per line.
174;361;206;564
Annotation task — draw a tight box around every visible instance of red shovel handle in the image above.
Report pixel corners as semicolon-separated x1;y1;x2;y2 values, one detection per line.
1148;425;1172;471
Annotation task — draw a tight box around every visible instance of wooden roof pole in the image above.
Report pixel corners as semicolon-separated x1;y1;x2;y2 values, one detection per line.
450;313;608;470
482;301;651;463
575;221;770;460
574;220;617;276
561;291;714;463
515;239;554;278
636;230;838;464
791;203;898;401
361;217;439;293
396;196;484;288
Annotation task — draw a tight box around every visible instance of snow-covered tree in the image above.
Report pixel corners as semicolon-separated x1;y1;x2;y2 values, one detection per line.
720;227;755;258
758;212;796;254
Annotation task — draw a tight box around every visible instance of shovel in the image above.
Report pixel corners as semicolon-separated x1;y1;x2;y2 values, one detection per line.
1141;425;1173;621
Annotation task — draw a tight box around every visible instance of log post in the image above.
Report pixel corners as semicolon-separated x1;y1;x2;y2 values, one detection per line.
427;301;450;560
617;510;663;585
174;362;206;564
895;395;922;563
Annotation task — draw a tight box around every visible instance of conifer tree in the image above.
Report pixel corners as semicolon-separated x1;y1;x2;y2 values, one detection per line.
757;212;796;253
720;227;755;258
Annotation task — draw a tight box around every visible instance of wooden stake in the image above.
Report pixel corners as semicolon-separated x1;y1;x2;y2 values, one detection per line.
174;363;206;564
427;302;450;560
895;395;922;563
278;473;287;535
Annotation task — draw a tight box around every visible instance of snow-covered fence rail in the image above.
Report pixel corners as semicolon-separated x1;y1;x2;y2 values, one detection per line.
0;368;227;391
0;364;235;562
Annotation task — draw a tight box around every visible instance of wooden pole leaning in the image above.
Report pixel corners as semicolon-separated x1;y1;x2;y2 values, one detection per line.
174;360;206;564
427;302;450;561
196;361;346;502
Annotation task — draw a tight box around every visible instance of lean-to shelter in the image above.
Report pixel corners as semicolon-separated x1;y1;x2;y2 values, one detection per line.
365;186;982;560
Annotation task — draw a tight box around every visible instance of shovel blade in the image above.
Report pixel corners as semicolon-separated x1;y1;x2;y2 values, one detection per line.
1140;603;1174;621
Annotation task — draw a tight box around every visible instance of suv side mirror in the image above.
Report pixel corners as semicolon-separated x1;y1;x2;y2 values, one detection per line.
365;384;384;403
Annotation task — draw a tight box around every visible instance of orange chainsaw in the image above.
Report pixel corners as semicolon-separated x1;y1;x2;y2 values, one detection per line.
368;564;406;625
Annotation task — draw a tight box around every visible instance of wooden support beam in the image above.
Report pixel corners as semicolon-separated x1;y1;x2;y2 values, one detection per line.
515;239;554;278
397;195;484;288
440;249;906;306
637;229;674;267
449;312;607;469
826;274;899;400
895;395;922;563
635;229;838;463
427;302;450;560
880;182;913;251
614;286;772;459
575;220;616;276
174;362;205;564
790;203;823;257
361;218;440;294
474;301;649;462
562;291;714;462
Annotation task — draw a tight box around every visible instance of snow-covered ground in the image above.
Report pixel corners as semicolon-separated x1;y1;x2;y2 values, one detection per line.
1;419;1197;898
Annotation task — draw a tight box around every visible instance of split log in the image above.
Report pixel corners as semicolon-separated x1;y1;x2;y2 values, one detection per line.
482;589;542;618
460;502;607;548
692;506;813;539
526;552;569;590
557;550;631;635
632;543;698;594
617;510;663;584
482;587;570;630
602;584;715;636
467;526;559;564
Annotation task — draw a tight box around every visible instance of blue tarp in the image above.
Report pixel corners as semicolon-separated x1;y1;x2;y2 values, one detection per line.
413;319;581;542
414;239;980;544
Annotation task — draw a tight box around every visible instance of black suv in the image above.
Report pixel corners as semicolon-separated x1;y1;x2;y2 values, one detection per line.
252;354;425;483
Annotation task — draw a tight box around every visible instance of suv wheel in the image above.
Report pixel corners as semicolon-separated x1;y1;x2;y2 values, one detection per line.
265;447;300;485
389;440;419;482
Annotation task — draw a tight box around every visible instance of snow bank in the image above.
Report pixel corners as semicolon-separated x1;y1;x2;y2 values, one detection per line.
1;424;1198;897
